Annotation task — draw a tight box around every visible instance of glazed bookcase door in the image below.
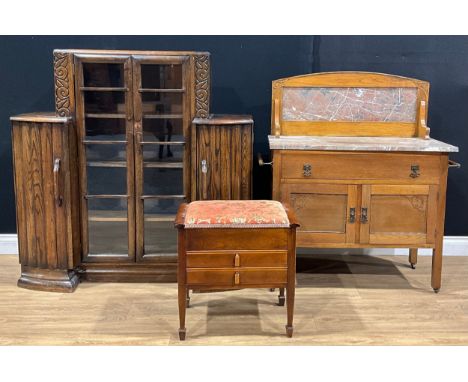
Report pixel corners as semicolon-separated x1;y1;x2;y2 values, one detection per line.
74;54;136;262
281;183;357;246
132;55;190;262
359;185;437;245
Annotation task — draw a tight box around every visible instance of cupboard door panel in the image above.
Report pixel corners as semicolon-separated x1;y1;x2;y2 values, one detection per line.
360;184;437;245
281;183;357;245
11;117;77;271
193;117;253;201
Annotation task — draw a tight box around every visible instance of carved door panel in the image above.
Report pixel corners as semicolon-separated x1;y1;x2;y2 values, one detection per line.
281;183;358;246
359;185;437;245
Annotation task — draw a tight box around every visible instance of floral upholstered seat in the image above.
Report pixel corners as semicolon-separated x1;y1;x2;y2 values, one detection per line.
184;200;290;228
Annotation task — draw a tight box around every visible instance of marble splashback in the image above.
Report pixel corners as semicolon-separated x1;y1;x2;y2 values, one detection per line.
282;87;418;122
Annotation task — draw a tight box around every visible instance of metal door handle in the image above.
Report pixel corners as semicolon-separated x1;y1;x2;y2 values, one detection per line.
53;158;63;207
360;207;368;224
349;208;356;223
201;159;208;174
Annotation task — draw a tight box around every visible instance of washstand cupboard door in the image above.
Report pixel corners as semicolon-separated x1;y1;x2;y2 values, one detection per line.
281;183;358;246
359;184;438;245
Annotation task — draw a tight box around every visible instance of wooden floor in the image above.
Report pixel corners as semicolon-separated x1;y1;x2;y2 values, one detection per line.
1;254;468;345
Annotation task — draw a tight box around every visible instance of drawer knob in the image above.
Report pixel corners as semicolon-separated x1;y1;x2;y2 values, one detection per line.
303;163;312;177
234;253;240;267
234;272;240;285
410;165;420;178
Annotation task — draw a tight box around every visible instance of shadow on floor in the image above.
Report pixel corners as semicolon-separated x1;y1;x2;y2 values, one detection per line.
296;254;416;290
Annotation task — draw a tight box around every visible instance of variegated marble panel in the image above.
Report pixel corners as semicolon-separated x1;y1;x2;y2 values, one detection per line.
282;87;418;122
268;135;459;152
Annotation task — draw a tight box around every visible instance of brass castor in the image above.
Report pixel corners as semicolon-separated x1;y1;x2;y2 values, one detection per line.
433;288;440;294
278;296;285;306
179;328;186;341
285;325;293;338
269;288;275;292
186;297;190;308
410;263;416;269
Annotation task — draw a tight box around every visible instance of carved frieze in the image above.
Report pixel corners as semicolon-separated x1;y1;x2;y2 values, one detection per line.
54;52;72;117
194;54;210;118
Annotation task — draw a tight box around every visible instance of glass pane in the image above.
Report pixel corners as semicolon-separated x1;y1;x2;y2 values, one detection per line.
85;118;126;141
87;166;127;195
144;199;180;254
142;118;183;142
141;93;183;115
290;193;347;233
83;63;124;87
282;87;418;122
144;198;180;220
141;64;182;89
84;91;126;114
143;167;183;195
143;143;184;163
88;198;128;255
86;143;126;162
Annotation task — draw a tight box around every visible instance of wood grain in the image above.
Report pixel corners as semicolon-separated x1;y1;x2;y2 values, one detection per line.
193;117;253;200
280;151;441;183
2;253;467;345
11;117;79;292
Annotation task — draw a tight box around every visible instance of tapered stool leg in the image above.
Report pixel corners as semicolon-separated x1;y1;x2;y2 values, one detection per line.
285;285;294;337
178;285;187;340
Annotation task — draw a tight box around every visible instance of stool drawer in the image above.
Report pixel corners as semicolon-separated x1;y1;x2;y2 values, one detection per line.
281;152;441;182
186;250;287;268
186;269;287;286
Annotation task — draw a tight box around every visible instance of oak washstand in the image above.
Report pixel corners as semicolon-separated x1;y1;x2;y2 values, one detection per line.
265;72;459;293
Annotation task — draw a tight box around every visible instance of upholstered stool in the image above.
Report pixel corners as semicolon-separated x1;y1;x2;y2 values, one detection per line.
174;200;299;340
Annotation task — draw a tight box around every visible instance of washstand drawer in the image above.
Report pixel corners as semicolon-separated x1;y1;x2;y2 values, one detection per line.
186;250;287;268
186;268;287;286
281;152;441;182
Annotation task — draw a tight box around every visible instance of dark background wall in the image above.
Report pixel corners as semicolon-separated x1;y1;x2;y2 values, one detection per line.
0;36;466;235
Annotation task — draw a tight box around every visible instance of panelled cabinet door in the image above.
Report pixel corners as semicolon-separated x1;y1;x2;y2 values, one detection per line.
132;55;190;262
12;119;73;269
195;123;252;200
281;183;358;246
359;185;438;245
74;54;136;262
